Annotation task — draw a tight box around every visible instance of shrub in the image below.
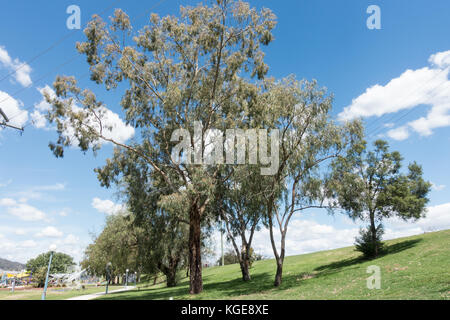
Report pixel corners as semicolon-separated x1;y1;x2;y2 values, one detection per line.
355;224;385;258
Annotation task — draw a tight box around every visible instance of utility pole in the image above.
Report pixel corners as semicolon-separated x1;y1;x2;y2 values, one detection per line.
0;107;24;132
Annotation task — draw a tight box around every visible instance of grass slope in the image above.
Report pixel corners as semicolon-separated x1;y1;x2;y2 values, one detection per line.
99;229;450;300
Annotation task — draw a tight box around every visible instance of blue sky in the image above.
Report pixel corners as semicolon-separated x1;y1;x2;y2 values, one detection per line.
1;0;449;264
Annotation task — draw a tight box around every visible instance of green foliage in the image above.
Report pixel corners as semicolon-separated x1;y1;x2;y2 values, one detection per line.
98;230;450;300
31;266;47;288
328;139;431;256
26;252;75;274
81;213;144;280
217;250;239;266
355;225;385;258
216;248;264;266
44;0;278;293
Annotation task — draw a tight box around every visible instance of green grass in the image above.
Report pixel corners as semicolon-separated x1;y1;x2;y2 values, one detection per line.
98;229;450;300
0;285;125;300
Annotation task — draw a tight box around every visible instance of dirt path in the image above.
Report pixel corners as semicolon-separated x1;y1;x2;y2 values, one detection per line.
65;286;135;300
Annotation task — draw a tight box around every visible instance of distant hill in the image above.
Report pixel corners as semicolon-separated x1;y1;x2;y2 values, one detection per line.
0;258;25;271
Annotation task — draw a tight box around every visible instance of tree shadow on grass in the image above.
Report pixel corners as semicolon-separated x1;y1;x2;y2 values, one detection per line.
313;239;423;276
99;272;276;300
100;239;423;300
383;239;422;255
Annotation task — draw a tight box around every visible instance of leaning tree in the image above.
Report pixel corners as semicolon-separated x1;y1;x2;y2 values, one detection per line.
44;1;276;293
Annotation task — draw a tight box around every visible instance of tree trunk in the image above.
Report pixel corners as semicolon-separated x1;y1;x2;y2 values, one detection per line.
189;204;203;294
274;232;286;287
239;258;251;281
274;259;283;287
166;270;177;287
370;211;378;257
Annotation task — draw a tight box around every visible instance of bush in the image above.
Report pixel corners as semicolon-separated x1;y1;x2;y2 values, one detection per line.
31;266;48;288
355;224;385;258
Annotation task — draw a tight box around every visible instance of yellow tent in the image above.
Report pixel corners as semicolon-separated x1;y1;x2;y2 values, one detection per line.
16;272;31;278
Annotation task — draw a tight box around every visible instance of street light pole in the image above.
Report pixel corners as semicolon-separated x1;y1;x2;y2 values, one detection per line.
41;251;54;300
221;220;225;266
105;262;112;294
125;269;129;287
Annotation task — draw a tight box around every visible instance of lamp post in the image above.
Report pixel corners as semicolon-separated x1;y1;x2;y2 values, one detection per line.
41;251;54;300
221;220;225;266
125;269;129;287
134;271;137;287
105;262;112;294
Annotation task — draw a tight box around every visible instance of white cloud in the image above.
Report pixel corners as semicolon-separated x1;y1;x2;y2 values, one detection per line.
63;234;79;245
10;183;67;203
29;86;54;130
14;228;26;236
0;199;46;221
30;109;47;128
0;198;17;206
0;46;32;87
339;50;450;139
0;91;28;129
387;125;410;141
91;197;126;216
35;86;54;111
67;105;135;145
33;85;135;143
429;51;450;68
7;204;47;221
35;226;64;238
386;202;450;231
431;183;446;191
19;240;38;248
0;232;88;264
32;183;65;191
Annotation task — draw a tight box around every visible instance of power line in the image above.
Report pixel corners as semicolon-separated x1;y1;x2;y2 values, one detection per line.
364;66;449;132
0;0;123;85
6;0;170;130
0;55;80;119
366;70;450;139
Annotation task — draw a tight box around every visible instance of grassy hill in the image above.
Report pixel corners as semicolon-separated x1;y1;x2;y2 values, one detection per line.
98;229;450;300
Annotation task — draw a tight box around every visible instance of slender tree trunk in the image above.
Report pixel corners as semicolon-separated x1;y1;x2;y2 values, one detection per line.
225;219;252;282
369;211;378;257
274;259;283;287
239;255;251;281
274;237;285;287
268;208;285;287
189;204;203;294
